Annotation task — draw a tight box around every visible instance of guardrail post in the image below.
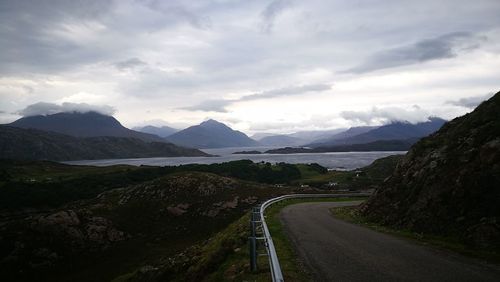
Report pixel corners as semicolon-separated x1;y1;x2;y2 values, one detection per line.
249;205;261;272
249;236;258;272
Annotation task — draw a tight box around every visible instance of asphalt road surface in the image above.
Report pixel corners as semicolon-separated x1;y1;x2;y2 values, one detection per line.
280;201;500;282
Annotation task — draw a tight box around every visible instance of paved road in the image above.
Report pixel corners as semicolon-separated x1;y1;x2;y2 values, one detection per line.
280;201;500;282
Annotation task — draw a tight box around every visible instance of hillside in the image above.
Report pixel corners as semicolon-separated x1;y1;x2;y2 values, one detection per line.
9;112;163;142
166;119;260;148
312;118;446;147
133;125;178;137
0;126;209;161
0;167;303;281
361;91;500;250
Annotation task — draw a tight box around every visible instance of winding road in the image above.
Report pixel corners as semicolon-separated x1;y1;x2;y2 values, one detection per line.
280;201;500;282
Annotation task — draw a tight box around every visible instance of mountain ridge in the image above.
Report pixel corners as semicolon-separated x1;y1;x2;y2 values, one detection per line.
311;118;446;148
9;111;164;143
133;125;178;137
0;125;210;161
166;119;260;148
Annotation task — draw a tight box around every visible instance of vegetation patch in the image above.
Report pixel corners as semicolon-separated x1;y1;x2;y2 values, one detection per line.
294;155;402;189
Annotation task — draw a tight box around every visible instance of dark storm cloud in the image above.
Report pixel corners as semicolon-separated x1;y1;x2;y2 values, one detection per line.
446;93;495;109
19;102;115;116
184;83;331;112
344;32;482;73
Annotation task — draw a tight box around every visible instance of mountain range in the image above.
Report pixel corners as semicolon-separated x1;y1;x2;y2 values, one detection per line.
0;125;209;161
9;112;163;143
258;135;305;147
252;128;347;146
310;118;446;148
133;125;178;137
4;111;447;155
166;119;260;148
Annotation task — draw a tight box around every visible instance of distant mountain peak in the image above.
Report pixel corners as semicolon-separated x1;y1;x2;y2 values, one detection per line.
200;119;225;127
133;125;178;138
166;119;260;148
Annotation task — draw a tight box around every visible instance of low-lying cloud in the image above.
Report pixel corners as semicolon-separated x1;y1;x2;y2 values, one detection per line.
340;105;431;125
19;102;116;117
184;83;332;112
344;32;482;73
446;93;494;109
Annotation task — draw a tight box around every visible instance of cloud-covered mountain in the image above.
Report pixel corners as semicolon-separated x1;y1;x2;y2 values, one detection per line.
311;118;446;148
308;126;378;146
9;111;164;143
0;126;210;161
133;125;179;138
166;119;260;148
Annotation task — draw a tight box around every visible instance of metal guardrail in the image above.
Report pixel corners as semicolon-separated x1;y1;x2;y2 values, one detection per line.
257;193;371;282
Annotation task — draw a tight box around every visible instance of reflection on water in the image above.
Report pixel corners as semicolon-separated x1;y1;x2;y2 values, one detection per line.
65;146;406;170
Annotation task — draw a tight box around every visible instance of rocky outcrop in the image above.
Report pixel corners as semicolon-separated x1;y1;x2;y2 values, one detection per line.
0;171;300;280
33;210;127;249
361;91;500;249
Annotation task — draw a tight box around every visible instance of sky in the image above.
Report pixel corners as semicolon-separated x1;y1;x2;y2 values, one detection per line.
1;0;499;134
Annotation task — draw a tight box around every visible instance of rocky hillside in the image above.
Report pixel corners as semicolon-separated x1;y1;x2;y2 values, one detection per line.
0;126;209;161
0;172;299;281
361;91;500;249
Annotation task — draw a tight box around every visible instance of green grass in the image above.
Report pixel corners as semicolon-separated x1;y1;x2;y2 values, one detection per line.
331;206;500;264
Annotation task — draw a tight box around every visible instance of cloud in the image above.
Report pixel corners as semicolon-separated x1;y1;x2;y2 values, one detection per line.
0;0;210;76
340;105;431;125
18;102;116;117
182;99;230;113
113;58;147;70
344;32;482;73
260;0;292;32
183;83;331;112
446;93;495;109
240;84;331;101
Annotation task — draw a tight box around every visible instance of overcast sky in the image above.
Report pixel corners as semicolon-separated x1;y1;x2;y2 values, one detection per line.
1;0;499;134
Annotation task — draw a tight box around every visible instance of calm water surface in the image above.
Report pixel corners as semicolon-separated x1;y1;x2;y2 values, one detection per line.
65;147;406;170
